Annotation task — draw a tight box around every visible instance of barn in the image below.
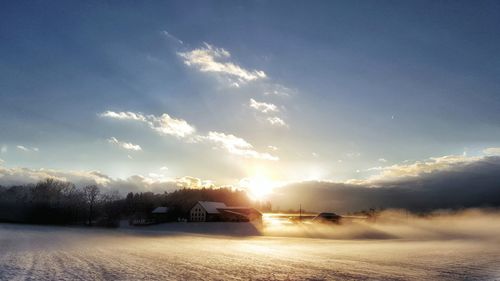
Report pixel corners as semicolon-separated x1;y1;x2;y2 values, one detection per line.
190;201;262;222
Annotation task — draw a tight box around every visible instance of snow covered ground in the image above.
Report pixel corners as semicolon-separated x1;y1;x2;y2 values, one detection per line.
1;221;500;281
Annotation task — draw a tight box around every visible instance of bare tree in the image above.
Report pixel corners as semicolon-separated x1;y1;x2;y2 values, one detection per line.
83;185;100;226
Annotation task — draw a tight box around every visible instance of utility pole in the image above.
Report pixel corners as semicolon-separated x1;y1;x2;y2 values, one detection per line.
299;204;302;222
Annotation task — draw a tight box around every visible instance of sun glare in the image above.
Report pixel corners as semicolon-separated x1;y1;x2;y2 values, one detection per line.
241;176;275;201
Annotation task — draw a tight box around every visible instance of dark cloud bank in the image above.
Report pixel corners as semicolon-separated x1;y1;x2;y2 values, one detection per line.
271;156;500;213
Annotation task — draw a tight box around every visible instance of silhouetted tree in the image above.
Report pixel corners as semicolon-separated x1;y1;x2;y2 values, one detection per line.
83;185;100;226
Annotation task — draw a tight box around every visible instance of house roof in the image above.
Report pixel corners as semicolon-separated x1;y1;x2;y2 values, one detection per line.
219;207;262;216
152;207;169;214
197;201;227;214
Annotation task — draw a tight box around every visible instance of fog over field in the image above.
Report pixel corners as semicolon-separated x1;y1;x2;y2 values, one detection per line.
1;209;499;281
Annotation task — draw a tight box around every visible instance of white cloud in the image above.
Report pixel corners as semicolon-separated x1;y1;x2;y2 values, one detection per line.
175;176;215;189
312;152;319;158
359;154;481;184
100;111;195;138
205;131;278;161
101;110;277;160
16;145;38;152
0;145;6;154
161;30;183;45
263;84;293;97
0;165;219;194
268;145;278;151
0;158;4;165
160;166;169;171
16;145;29;152
483;147;500;156
100;111;146;121
177;43;266;83
267;117;287;127
249;98;278;113
378;158;387;163
0;166;112;188
107;137;142;151
149;113;196;138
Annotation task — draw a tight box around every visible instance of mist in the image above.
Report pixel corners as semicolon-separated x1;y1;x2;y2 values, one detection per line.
263;208;500;241
1;208;500;280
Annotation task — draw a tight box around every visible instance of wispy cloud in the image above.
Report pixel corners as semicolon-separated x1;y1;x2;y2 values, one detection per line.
358;154;481;184
378;158;388;163
483;147;500;155
268;145;278;151
107;137;142;151
1;145;7;154
204;131;279;161
100;111;195;138
267;117;288;127
100;111;146;121
264;84;293;97
16;145;38;152
177;43;266;83
161;30;183;45
249;98;278;113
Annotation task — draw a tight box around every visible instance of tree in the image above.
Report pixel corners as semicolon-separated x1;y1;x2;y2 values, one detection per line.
83;185;100;226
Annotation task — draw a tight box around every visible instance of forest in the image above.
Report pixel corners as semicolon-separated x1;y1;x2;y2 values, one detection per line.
0;178;269;227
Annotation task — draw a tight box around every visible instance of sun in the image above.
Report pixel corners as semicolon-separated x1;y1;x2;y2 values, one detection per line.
241;176;275;201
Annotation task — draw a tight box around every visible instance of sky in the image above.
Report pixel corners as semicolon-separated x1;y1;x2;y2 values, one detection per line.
1;1;500;198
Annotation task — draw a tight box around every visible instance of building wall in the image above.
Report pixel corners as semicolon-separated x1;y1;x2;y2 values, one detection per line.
190;203;207;222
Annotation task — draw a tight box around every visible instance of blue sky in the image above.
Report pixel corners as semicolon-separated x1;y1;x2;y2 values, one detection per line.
1;1;500;193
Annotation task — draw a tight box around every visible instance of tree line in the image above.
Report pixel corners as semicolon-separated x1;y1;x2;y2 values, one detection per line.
0;178;266;227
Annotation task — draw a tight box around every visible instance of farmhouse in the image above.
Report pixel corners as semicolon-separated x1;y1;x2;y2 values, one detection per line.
190;201;262;222
151;206;170;223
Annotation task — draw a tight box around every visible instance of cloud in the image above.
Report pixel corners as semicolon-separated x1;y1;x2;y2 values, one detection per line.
161;30;183;45
378;158;387;163
177;43;266;83
175;176;215;189
16;145;38;152
0;159;4;164
249;98;279;113
248;98;288;128
267;117;288;127
0;165;216;194
271;155;500;213
264;84;293;97
1;145;7;154
101;110;276;161
483;147;500;156
100;111;146;121
107;137;142;151
16;146;28;152
268;145;278;151
0;166;112;188
100;111;195;138
361;154;480;184
204;131;279;161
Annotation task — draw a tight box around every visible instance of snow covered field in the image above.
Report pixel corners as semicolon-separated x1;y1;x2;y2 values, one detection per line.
1;216;500;281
